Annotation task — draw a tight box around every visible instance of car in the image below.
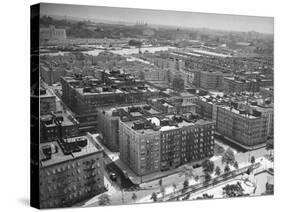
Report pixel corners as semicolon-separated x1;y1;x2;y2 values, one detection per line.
109;172;117;181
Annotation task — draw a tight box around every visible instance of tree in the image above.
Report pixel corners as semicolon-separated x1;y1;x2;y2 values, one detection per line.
223;182;245;197
98;194;111;206
234;161;239;169
151;192;158;202
202;159;215;174
251;156;255;164
160;186;166;198
204;172;212;183
132;193;137;202
158;179;163;187
222;148;236;165
224;164;230;174
182;179;189;193
215;166;221;176
266;139;274;156
194;175;199;182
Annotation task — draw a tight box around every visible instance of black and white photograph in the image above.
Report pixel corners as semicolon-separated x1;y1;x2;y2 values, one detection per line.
29;2;275;209
0;1;274;212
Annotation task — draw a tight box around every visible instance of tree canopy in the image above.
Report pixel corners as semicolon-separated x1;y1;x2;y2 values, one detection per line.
222;148;236;165
202;159;215;174
215;166;221;176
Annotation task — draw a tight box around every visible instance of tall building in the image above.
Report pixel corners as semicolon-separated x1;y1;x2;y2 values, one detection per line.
97;104;161;151
119;119;161;176
39;134;105;208
119;113;215;176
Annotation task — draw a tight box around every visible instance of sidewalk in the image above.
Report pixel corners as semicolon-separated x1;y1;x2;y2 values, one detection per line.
215;132;267;151
91;133;271;187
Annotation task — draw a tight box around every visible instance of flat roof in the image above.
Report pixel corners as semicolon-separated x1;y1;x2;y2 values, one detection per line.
123;115;213;134
41;111;75;127
40;136;101;168
40;88;55;98
219;105;257;119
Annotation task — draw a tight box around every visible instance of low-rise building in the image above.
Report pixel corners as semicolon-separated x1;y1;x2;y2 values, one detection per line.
223;76;273;93
40;111;79;143
260;86;273;99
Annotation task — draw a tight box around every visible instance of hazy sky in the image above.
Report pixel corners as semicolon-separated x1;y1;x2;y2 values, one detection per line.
40;3;274;34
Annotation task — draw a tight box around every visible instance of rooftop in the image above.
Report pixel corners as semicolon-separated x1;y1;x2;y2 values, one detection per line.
40;111;77;127
40;135;102;168
123;113;213;135
39;87;55;98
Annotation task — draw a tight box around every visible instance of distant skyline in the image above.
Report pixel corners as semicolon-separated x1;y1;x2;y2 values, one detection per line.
40;3;274;34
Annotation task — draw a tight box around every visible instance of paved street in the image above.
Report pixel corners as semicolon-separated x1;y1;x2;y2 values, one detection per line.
80;133;273;206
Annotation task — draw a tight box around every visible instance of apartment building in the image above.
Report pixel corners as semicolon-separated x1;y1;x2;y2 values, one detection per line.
40;111;79;143
39;135;104;208
216;105;268;147
40;87;56;115
61;72;161;132
119;113;215;176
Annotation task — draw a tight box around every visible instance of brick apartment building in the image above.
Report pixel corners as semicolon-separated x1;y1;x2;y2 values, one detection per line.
39;134;104;208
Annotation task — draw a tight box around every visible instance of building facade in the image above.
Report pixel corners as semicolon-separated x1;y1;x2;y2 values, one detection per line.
39;135;105;208
119;114;215;176
40;111;79;143
61;73;161;133
40;88;56;115
216;106;268;147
